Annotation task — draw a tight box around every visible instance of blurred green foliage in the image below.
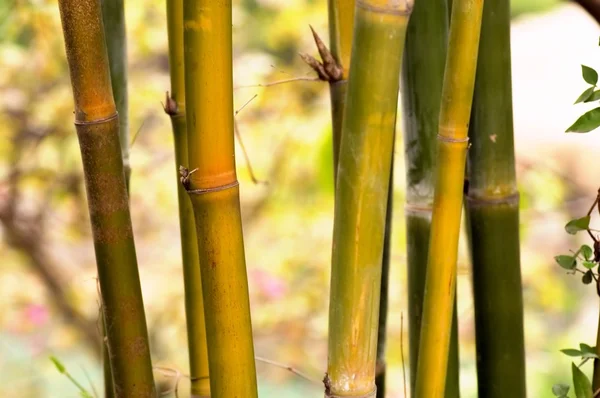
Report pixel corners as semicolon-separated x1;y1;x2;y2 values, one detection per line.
0;0;592;397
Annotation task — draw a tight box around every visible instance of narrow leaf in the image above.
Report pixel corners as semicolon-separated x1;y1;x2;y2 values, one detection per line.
582;65;598;85
572;362;593;398
50;356;66;374
562;348;584;356
576;87;595;104
556;255;577;270
566;108;600;133
565;216;591;234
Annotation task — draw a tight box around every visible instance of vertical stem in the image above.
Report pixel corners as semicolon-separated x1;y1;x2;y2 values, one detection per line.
594;307;600;391
327;1;411;396
183;1;258;397
101;0;130;186
414;0;484;395
165;1;211;396
57;1;155;396
465;0;525;393
400;0;461;394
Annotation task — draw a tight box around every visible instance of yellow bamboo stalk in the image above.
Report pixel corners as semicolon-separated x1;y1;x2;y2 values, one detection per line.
413;0;484;396
183;1;258;397
326;1;412;397
165;0;210;396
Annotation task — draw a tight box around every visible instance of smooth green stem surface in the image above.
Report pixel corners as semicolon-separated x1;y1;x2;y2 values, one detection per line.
101;0;130;185
465;0;526;394
465;202;525;397
327;2;410;396
166;0;211;395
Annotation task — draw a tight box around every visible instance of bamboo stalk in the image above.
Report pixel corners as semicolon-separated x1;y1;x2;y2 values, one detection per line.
165;0;211;396
101;0;130;186
413;0;484;395
326;1;411;396
57;1;155;396
183;1;258;396
327;0;354;171
464;0;526;394
400;0;461;394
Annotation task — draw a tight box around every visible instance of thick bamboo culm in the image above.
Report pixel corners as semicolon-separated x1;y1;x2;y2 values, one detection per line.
326;1;411;396
101;0;130;186
165;0;211;396
57;1;155;397
465;0;526;394
413;0;484;395
400;0;461;394
183;1;258;397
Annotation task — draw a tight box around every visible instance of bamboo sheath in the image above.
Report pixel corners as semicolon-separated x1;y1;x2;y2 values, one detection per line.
166;0;211;396
413;0;484;395
327;1;411;396
465;0;526;394
183;1;258;397
400;0;461;393
57;1;155;396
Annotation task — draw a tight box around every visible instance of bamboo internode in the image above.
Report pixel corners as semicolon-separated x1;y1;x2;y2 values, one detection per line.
57;0;155;396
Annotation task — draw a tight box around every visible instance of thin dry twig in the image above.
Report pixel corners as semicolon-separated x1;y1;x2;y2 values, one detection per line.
234;119;266;185
234;76;320;90
235;94;258;116
255;356;321;385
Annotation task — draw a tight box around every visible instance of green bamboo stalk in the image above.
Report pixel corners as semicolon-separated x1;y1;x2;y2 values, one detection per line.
325;2;393;395
164;1;211;396
413;0;484;395
57;1;155;396
464;0;526;394
326;1;411;396
183;1;258;396
327;0;354;171
100;2;128;395
400;0;461;394
101;0;130;186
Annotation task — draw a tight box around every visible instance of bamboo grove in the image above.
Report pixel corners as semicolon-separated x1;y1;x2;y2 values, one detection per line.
55;0;527;396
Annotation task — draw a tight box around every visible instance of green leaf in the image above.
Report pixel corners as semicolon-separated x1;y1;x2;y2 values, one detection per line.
582;245;594;260
566;108;600;133
582;65;598;85
552;383;570;397
556;255;577;270
562;348;584;357
50;356;66;374
587;90;600;102
576;87;596;104
580;343;596;353
583;270;594;284
565;216;591;234
583;261;596;270
572;362;593;398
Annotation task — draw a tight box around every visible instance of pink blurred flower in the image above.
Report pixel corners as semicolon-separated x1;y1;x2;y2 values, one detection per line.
252;270;287;299
24;303;49;326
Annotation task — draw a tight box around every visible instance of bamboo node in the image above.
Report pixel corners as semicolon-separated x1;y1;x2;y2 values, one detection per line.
357;0;414;15
186;181;240;195
436;134;469;143
74;112;118;126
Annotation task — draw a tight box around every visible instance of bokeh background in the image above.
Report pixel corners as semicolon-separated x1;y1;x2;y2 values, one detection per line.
2;0;600;396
